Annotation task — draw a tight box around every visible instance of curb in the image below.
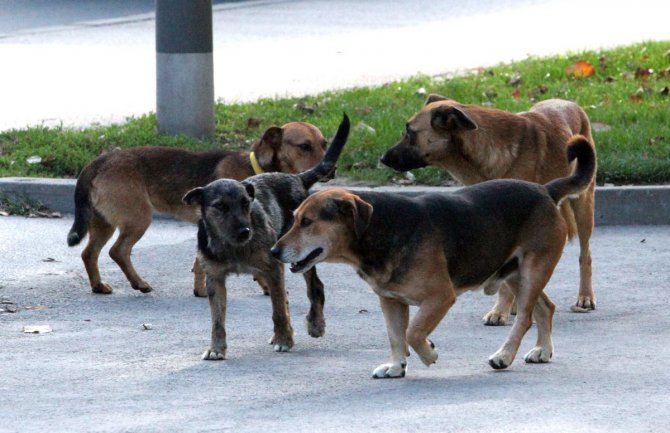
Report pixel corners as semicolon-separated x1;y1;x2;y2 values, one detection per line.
1;177;669;226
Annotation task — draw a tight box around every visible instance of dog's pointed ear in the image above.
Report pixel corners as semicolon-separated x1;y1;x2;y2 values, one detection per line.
424;93;450;105
242;181;255;201
336;195;373;238
183;187;204;206
430;105;478;132
252;126;283;171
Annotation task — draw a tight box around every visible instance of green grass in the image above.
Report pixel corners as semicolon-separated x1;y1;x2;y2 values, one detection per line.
1;41;669;185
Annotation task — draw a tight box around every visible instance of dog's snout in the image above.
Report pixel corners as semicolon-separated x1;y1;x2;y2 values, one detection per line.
270;246;281;259
379;153;388;165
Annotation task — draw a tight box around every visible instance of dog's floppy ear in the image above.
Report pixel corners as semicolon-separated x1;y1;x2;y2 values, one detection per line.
336;195;373;238
424;93;450;105
183;187;204;206
242;181;255;201
430;105;478;132
252;126;282;171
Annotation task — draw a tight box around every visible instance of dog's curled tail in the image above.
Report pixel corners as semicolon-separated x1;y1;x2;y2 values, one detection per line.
67;159;103;246
545;135;596;205
299;113;350;189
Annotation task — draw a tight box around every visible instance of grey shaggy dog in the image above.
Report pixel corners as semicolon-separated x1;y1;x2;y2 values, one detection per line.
182;114;350;360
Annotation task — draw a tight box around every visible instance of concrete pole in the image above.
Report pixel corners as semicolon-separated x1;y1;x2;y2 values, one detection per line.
156;0;214;139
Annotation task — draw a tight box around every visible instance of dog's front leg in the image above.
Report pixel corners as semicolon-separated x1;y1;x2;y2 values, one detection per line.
202;275;227;360
259;265;294;352
373;297;409;379
303;267;325;338
407;293;455;367
192;256;207;297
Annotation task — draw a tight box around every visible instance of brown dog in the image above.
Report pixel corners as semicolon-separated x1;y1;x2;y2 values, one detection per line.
67;122;327;296
272;136;596;378
380;95;597;324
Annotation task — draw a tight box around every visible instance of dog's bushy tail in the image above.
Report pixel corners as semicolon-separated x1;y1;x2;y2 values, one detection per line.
299;113;350;189
545;135;596;205
67;159;104;246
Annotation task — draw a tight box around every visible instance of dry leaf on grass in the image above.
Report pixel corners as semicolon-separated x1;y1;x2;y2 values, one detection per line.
566;60;595;78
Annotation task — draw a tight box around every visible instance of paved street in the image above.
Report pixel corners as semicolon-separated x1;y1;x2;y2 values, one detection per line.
1;215;669;432
0;0;668;130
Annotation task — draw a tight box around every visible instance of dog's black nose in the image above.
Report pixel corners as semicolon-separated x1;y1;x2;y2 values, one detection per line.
237;227;251;241
379;154;388;165
270;246;281;259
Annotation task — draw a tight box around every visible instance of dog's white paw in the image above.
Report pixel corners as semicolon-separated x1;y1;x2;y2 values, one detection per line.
267;336;292;353
488;350;514;370
523;346;553;364
482;310;509;326
372;362;407;379
202;348;226;360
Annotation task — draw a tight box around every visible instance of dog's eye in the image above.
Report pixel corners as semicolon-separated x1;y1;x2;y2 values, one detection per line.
300;217;312;228
299;142;312;152
215;203;228;212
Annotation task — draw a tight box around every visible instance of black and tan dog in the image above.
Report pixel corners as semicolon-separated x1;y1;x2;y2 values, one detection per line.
380;95;597;324
272;136;595;378
183;114;350;359
67;122;328;297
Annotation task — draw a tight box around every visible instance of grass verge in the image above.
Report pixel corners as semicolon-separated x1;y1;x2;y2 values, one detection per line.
1;41;669;185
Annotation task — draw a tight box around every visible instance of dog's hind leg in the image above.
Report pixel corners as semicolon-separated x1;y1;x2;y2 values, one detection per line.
203;275;227;360
570;188;596;312
488;247;562;370
109;215;153;293
303;267;325;338
82;213;115;294
524;291;556;363
257;265;294;352
373;297;409;379
482;283;515;326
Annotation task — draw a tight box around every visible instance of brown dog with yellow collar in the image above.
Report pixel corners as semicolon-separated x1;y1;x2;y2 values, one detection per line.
67;122;327;297
272;136;595;378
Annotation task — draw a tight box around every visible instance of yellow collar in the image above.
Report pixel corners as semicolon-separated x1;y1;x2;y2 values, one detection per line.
249;152;265;175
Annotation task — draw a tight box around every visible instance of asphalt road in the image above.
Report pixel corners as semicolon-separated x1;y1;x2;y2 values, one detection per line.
0;0;668;130
1;215;669;432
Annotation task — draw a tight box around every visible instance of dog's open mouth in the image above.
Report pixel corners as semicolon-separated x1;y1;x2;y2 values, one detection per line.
290;247;324;273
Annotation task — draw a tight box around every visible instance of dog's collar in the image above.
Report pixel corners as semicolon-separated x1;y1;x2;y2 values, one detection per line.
249;152;265;175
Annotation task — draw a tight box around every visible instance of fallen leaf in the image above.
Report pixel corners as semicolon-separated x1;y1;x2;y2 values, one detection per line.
649;136;665;146
23;325;52;334
355;121;376;134
246;118;262;129
511;88;521;99
42;257;58;262
293;100;316;114
566;60;595;78
598;56;608;71
24;305;48;311
358;309;369;314
142;323;153;330
604;76;616;83
634;67;653;79
629;94;643;103
592;122;612;132
508;72;522;86
354;106;372;115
